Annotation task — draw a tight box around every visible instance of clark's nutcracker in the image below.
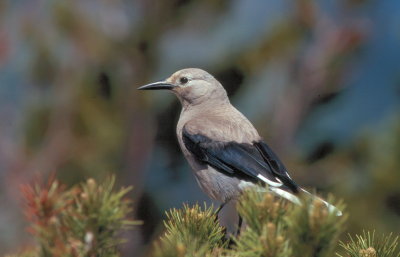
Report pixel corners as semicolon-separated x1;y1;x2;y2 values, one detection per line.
138;68;342;223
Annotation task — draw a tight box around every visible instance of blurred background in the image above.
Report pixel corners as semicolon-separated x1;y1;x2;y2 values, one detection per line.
1;0;400;255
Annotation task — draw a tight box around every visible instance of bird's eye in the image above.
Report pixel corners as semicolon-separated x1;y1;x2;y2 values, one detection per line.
180;77;189;84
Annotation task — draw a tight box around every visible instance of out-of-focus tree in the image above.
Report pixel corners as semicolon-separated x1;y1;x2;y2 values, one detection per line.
0;0;399;255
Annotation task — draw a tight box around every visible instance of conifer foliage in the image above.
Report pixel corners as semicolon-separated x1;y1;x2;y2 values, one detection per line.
10;176;139;257
151;187;399;257
338;231;400;257
8;179;400;257
152;203;226;257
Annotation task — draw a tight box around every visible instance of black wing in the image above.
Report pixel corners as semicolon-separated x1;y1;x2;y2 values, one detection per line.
254;141;299;193
182;127;299;193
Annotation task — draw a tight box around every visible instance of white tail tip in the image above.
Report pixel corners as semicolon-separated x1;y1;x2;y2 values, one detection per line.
301;189;342;216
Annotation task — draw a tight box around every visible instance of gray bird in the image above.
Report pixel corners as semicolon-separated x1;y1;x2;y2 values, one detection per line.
138;68;342;222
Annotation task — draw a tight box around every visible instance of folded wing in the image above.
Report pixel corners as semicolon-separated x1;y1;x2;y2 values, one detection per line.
182;126;299;194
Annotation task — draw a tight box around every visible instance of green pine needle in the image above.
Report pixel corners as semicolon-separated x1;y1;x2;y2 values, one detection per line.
231;225;291;257
337;231;400;257
287;194;347;257
232;187;347;257
236;186;289;234
13;175;400;257
153;203;226;257
15;175;140;257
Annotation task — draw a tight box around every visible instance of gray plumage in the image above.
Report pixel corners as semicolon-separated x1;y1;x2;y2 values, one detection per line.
178;105;259;202
138;68;341;216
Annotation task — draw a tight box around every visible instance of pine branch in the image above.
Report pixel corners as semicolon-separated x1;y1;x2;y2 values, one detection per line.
231;188;292;257
11;175;140;257
337;231;400;257
152;203;226;257
286;195;347;257
228;187;346;257
11;176;400;257
236;187;289;234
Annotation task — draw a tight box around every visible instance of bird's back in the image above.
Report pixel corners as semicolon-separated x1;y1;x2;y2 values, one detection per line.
177;103;261;146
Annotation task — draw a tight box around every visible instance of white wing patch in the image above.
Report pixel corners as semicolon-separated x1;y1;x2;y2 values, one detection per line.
257;174;283;187
270;187;301;205
248;184;301;205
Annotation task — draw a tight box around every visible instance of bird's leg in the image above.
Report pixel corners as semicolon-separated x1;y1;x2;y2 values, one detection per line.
216;202;226;216
236;215;243;236
214;202;226;222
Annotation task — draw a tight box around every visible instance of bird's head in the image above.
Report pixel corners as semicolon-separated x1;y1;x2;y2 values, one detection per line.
138;68;229;107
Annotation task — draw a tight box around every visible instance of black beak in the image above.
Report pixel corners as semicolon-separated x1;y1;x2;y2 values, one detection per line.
137;81;175;90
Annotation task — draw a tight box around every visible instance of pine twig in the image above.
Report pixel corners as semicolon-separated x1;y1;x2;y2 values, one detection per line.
337;231;400;257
